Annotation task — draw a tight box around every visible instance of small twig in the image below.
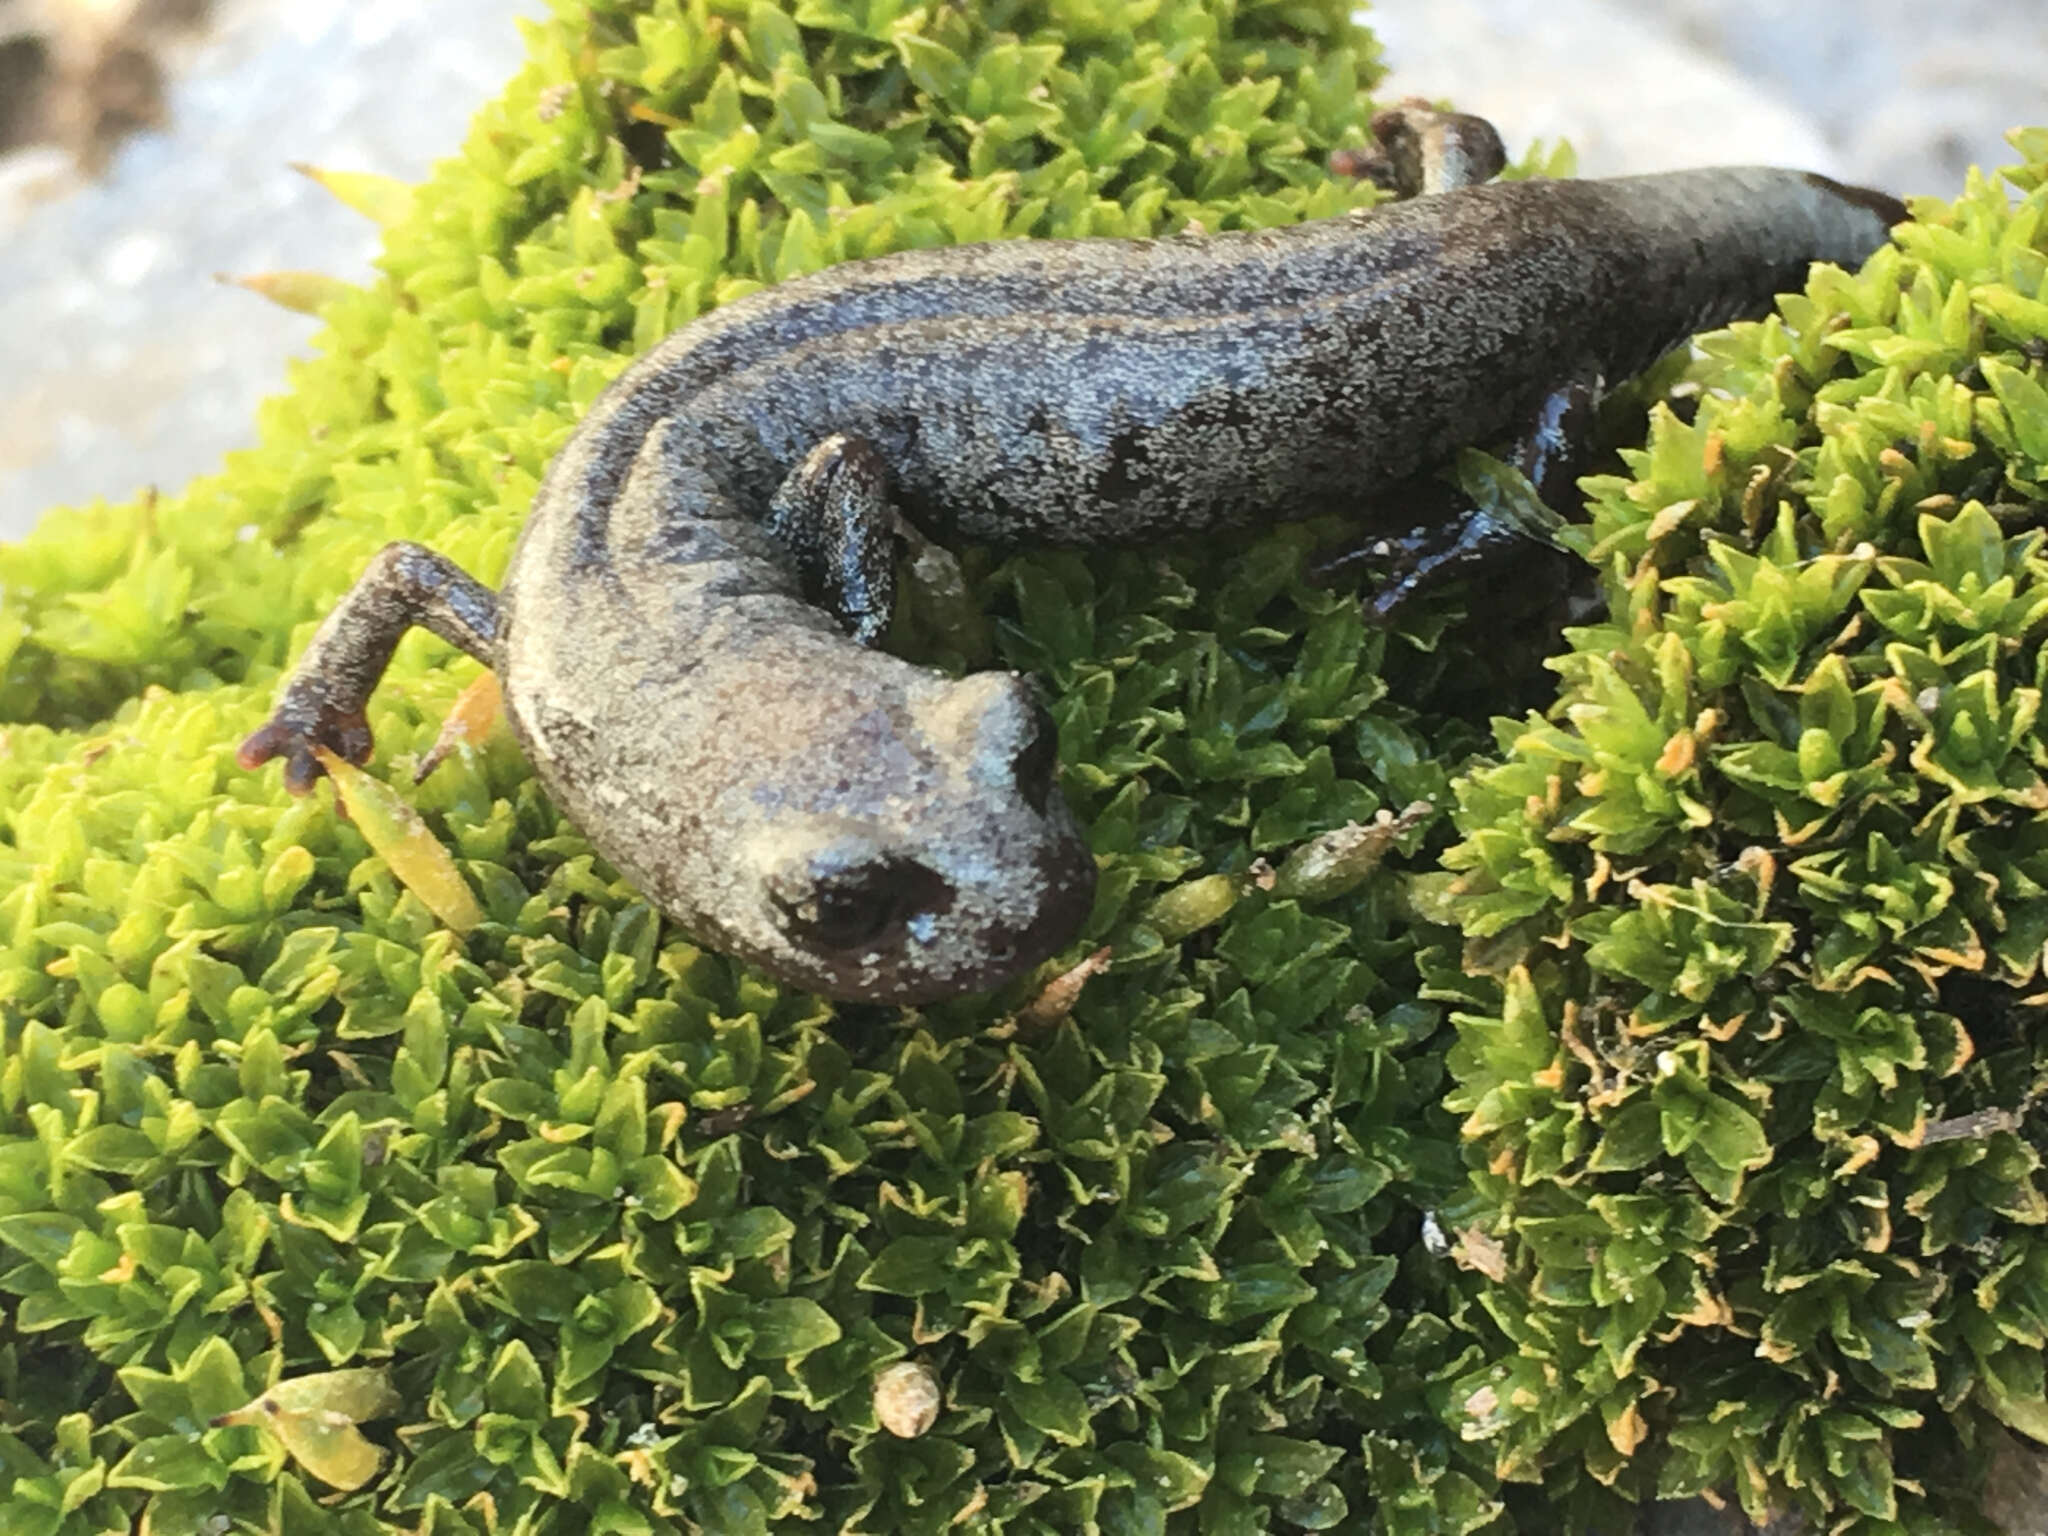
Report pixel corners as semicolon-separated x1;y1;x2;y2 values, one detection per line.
1919;1107;2023;1145
1013;945;1113;1033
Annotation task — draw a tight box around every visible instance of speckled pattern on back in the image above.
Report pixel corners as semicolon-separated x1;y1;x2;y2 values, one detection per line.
488;167;1899;1002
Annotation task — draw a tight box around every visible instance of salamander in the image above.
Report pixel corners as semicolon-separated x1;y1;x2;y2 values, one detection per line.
239;109;1904;1003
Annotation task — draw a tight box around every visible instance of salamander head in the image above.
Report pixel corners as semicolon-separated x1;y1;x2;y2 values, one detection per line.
726;668;1098;1003
504;638;1097;1006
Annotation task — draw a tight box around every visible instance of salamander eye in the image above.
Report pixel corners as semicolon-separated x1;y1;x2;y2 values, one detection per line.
775;858;955;952
803;873;894;949
1011;704;1059;815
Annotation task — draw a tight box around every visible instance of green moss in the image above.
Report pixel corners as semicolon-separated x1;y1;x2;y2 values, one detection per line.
1440;136;2048;1532
0;3;1522;1532
13;2;2044;1531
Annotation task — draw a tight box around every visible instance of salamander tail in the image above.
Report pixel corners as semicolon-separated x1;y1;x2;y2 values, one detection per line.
1801;173;1910;236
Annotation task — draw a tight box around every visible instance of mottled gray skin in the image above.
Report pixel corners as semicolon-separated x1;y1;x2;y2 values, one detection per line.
243;163;1903;1004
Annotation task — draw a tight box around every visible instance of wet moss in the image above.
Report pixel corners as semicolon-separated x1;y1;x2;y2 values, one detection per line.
1442;131;2048;1534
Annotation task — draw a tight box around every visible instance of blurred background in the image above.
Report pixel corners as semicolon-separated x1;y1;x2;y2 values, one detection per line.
1;0;2042;539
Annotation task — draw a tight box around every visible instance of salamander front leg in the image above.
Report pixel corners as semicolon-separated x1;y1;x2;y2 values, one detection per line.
767;433;899;646
238;541;501;793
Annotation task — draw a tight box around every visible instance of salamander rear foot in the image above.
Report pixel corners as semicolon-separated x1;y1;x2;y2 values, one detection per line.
1330;100;1507;197
1313;508;1530;625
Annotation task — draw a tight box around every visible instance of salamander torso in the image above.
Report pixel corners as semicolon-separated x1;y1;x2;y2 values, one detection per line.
242;150;1904;1003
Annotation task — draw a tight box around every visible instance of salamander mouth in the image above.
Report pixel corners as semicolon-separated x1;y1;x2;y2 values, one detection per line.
976;835;1096;970
892;827;1098;1004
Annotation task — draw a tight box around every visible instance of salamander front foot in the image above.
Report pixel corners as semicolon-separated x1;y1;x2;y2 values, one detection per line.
237;689;373;795
236;540;503;796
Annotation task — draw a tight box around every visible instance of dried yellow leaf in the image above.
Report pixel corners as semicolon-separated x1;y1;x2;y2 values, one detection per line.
313;748;481;933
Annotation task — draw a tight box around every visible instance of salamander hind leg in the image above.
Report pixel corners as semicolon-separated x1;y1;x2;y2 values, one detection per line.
1331;100;1507;197
1321;501;1538;624
1314;373;1604;623
767;433;898;646
238;541;501;793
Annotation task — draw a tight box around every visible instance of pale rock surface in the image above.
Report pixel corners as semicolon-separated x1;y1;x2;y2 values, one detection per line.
1367;0;1844;177
0;0;542;536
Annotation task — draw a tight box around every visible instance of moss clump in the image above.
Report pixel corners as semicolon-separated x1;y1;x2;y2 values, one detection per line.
15;2;2045;1531
1440;134;2048;1532
0;3;1518;1532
